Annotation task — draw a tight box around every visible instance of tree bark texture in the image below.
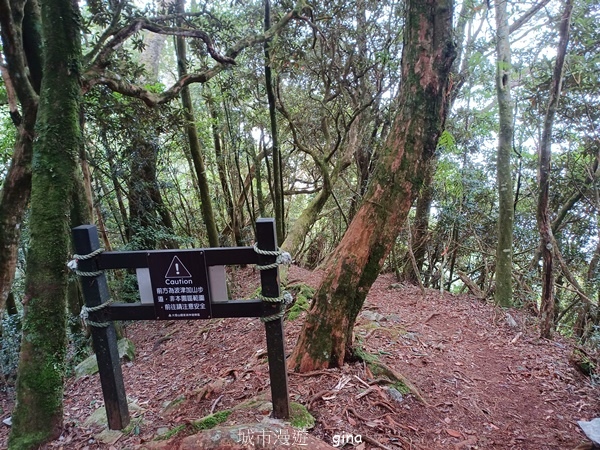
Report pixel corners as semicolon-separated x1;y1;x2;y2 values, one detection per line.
206;92;241;246
8;0;82;446
126;30;177;250
538;0;573;339
264;0;285;243
175;0;219;248
401;158;436;284
494;0;515;307
289;0;456;372
0;0;42;312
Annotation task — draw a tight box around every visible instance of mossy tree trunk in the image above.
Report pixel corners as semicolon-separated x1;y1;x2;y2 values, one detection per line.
493;0;515;307
289;0;456;372
8;0;82;447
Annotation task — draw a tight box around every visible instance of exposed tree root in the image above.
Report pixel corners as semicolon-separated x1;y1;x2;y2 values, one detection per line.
353;346;428;405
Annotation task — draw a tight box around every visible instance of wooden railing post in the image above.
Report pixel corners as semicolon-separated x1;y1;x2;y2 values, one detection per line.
256;218;290;419
72;225;130;430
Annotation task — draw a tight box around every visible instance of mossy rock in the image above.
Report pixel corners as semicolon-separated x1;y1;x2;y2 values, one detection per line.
286;284;315;321
74;338;135;378
118;337;136;362
289;402;315;429
74;354;101;378
570;349;596;376
154;424;186;441
84;399;144;428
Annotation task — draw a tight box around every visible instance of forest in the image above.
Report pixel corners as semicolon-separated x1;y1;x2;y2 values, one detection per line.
0;0;599;448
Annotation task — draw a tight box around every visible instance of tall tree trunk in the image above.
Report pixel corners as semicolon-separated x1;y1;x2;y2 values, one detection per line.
538;0;573;339
8;0;82;446
264;0;284;242
494;0;515;307
281;169;331;257
175;0;219;247
253;133;267;218
0;0;42;311
289;0;456;372
401;159;435;283
206;91;241;245
127;30;177;249
0;110;34;311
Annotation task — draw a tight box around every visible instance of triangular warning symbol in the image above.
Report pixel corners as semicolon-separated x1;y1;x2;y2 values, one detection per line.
165;256;192;278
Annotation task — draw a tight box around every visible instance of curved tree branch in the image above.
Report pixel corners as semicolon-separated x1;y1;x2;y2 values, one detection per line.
83;0;310;106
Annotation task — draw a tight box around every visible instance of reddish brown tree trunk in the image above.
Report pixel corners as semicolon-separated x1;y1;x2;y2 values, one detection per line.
289;0;456;372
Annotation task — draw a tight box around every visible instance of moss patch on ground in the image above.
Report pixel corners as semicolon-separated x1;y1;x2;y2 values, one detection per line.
286;284;315;321
289;402;315;429
192;410;232;431
153;410;233;441
154;424;186;441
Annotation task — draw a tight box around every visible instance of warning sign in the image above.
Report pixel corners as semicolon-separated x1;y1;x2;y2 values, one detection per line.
165;256;192;278
147;250;212;320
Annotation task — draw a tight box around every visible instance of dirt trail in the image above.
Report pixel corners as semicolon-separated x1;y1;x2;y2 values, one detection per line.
0;266;597;449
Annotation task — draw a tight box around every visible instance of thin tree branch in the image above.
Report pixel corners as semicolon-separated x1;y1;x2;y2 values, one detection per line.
509;0;552;35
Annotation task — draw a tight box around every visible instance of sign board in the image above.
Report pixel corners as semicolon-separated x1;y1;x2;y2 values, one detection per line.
147;250;212;320
73;218;289;428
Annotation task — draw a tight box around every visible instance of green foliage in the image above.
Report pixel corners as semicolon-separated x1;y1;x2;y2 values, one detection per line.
0;312;21;380
0;109;16;179
64;314;91;376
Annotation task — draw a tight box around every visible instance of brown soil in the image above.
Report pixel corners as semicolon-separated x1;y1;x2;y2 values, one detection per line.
0;265;598;449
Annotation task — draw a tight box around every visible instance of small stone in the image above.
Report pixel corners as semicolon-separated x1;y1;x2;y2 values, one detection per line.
95;428;123;445
385;387;404;404
578;418;600;445
3;416;12;427
505;313;518;328
360;310;386;323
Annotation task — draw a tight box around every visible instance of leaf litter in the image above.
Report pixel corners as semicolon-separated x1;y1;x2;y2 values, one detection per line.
0;266;598;449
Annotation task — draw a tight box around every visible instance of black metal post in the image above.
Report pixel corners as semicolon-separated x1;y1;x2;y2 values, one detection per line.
256;218;290;419
72;225;130;430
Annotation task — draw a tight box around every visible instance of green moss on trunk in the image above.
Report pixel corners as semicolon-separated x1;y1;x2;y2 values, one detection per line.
8;0;82;448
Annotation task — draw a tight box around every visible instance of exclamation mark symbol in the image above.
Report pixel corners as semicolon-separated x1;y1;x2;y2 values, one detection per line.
175;263;180;275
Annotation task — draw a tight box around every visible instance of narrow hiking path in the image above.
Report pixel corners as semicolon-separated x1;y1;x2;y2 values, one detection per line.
0;266;597;449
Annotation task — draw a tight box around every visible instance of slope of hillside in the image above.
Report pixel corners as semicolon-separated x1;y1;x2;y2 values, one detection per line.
0;266;597;449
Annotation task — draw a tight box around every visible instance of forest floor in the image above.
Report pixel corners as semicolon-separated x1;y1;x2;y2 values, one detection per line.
0;265;599;449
